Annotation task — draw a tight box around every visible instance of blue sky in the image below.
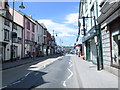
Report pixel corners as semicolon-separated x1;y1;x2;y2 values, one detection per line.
9;2;79;46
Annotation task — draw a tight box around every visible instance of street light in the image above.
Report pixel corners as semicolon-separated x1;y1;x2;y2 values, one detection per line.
11;0;25;61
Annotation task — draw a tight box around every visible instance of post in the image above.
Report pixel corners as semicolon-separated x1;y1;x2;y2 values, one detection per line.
11;0;15;62
82;16;86;36
94;16;100;70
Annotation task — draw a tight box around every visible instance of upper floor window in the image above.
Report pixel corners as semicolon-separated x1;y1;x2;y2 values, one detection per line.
27;31;30;40
13;23;17;30
26;21;30;30
4;19;10;26
4;29;9;41
32;34;35;41
32;24;35;32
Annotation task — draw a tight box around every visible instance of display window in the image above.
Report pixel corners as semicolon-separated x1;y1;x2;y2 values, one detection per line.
112;31;120;67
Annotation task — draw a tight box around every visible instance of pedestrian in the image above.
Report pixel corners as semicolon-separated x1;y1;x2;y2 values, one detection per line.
32;51;36;59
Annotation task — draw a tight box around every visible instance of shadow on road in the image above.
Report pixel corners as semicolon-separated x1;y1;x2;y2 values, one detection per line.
2;71;48;90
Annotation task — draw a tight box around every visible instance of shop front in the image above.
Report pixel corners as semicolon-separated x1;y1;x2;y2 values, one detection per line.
82;25;103;69
111;32;120;68
109;17;120;69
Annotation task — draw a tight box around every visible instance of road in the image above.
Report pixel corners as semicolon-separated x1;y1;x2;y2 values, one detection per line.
1;54;80;89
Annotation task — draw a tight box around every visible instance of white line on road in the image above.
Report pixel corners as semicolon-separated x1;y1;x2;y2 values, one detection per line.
63;61;73;87
63;81;67;87
67;68;73;79
12;80;21;85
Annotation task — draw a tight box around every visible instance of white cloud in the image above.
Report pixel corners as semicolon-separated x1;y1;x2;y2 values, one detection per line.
57;33;75;37
64;13;79;26
37;12;79;39
38;19;77;35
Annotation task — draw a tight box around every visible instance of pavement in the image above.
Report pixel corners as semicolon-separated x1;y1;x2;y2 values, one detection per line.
0;54;61;71
71;54;119;89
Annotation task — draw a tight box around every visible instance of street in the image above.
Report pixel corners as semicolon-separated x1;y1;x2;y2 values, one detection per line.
2;54;79;89
1;54;118;89
0;1;120;90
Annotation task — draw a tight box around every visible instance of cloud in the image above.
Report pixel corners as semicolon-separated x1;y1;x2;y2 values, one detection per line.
57;33;75;37
64;13;79;26
38;19;77;35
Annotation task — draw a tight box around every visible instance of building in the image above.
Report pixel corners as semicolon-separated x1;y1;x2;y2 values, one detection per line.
79;0;103;70
39;23;47;56
0;1;24;61
23;15;36;58
35;21;44;57
97;0;120;75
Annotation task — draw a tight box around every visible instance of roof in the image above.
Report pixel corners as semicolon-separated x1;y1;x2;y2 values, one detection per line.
40;23;47;30
18;10;36;24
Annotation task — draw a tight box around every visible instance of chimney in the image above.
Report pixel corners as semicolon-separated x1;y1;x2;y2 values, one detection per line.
28;15;32;18
0;0;8;9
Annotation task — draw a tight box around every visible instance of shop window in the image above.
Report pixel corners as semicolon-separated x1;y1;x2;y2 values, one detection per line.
112;34;120;66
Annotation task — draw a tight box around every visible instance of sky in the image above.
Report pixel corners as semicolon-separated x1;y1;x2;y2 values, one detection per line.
9;2;79;46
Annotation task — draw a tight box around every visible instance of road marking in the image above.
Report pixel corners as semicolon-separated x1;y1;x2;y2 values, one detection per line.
63;59;73;87
0;86;7;89
12;80;21;85
70;64;73;67
63;81;67;87
25;71;31;77
67;68;73;79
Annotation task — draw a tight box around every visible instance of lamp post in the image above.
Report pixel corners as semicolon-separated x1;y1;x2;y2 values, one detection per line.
11;0;25;61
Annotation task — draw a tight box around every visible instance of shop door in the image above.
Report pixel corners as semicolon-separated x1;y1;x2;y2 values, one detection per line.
13;46;18;59
86;41;90;61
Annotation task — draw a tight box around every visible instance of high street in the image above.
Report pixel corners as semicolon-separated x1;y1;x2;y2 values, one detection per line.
1;54;118;89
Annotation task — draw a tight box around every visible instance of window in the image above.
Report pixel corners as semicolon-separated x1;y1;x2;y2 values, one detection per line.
26;21;30;30
32;34;35;41
27;31;30;40
0;2;2;8
4;19;10;26
112;34;120;66
90;6;94;27
38;36;39;42
32;24;35;32
13;23;17;30
4;29;9;41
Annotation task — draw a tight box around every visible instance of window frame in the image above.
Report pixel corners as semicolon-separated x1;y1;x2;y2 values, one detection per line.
4;29;9;41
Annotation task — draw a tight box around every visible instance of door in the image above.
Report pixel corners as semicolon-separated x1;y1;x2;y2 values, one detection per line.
13;46;18;59
86;41;90;61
